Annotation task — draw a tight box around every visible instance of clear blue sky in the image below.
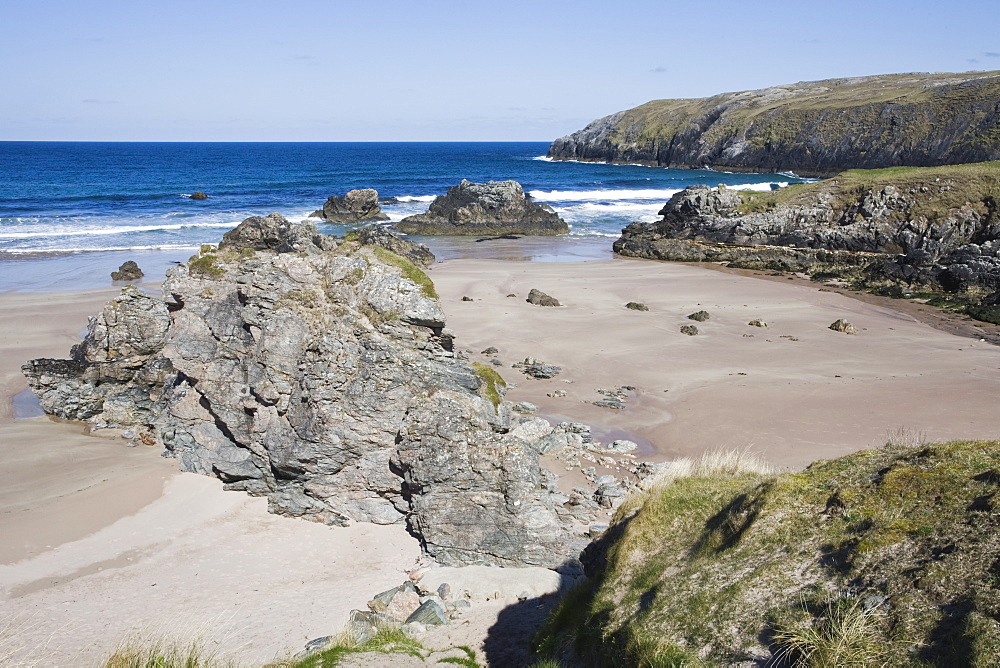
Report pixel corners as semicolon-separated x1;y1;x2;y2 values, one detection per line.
3;0;998;141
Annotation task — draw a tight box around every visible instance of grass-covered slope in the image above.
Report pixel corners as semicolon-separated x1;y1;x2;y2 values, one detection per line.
536;441;1000;666
736;161;1000;220
548;71;1000;177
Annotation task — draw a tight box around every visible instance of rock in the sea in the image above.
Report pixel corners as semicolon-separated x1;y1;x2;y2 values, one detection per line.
22;217;583;568
111;260;144;281
356;224;435;268
527;289;561;307
687;310;710;322
318;188;389;224
625;302;649;311
190;191;208;200
395;180;569;236
680;324;699;336
829;319;858;334
748;319;767;328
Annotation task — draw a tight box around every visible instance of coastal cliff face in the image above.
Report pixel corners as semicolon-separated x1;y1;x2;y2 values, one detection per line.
22;215;585;567
549;71;1000;177
614;163;1000;315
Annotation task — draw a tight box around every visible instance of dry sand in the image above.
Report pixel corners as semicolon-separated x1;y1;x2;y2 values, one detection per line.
2;254;999;665
429;255;1000;469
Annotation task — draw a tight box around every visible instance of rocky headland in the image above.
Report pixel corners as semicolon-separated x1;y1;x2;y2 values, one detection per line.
614;162;1000;323
548;71;1000;177
395;179;569;236
21;214;591;568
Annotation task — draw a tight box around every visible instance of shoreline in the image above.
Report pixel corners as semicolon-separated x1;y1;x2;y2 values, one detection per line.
2;245;999;663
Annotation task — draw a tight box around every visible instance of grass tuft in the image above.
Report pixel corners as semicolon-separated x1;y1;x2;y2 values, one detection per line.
367;246;438;299
471;362;506;410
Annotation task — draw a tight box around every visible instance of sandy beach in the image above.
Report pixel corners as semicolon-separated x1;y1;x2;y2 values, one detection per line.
2;253;999;665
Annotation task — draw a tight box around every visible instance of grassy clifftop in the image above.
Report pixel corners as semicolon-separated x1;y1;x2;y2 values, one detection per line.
548;71;1000;177
536;441;1000;666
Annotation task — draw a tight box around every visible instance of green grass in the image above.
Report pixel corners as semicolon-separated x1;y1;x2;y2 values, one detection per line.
471;362;506;410
283;628;480;667
535;440;1000;666
736;161;1000;221
102;636;238;668
367;246;439;299
188;253;224;278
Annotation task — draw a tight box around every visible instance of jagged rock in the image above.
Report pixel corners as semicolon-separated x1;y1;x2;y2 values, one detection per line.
369;583;421;621
356;224;435;268
520;360;561;379
219;212;338;254
396;180;569;236
190;191;208;200
318;189;389;224
687;310;710;322
393;390;585;567
22;218;582;568
625;302;648;311
405;598;448;626
111;260;144;281
829;319;858;334
680;324;699;336
527;289;561;307
748;319;767;328
613;177;1000;313
480;347;498;355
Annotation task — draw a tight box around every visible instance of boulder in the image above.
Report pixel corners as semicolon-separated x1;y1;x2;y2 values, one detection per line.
190;191;208;200
356;224;435;268
687;310;710;322
319;189;389;224
111;260;144;281
625;302;648;311
395;180;569;236
829;319;858;334
527;289;561;307
680;324;699;336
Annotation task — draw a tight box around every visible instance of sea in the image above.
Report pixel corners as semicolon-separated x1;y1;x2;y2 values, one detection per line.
0;142;807;291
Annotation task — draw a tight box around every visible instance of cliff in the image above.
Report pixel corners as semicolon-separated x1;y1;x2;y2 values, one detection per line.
536;440;1000;665
614;162;1000;322
22;215;588;568
548;71;1000;177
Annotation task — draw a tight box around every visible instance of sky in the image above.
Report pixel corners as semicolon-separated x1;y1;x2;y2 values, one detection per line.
2;0;999;142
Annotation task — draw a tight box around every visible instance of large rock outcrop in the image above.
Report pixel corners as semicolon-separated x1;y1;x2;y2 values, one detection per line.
395;180;569;236
314;188;390;224
614;163;1000;303
22;216;584;567
549;71;1000;177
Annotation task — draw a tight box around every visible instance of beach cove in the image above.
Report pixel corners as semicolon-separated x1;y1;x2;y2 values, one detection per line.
3;232;1000;663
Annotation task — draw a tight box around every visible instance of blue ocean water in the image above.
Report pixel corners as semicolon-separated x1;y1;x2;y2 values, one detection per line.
0;142;805;289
